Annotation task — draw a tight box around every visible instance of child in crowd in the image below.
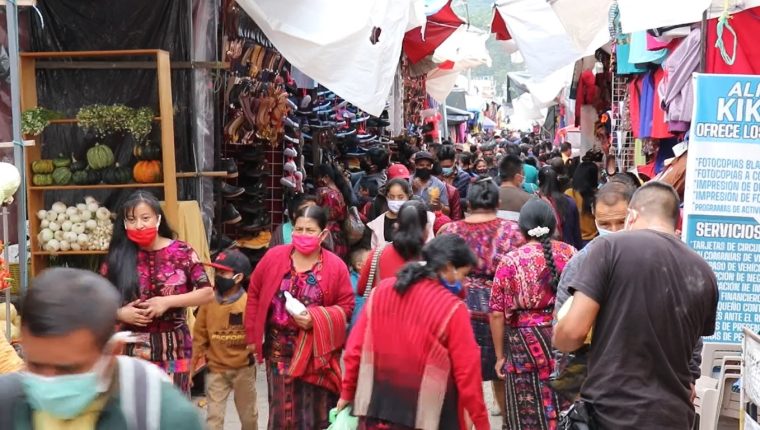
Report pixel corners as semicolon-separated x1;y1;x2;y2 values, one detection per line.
192;248;257;430
348;247;370;332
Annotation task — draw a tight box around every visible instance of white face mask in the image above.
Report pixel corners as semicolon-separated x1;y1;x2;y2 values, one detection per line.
387;200;405;214
596;223;614;237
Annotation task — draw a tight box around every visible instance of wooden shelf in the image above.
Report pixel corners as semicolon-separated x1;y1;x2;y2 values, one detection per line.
28;182;164;191
32;250;109;256
48;117;161;125
23;49;179;278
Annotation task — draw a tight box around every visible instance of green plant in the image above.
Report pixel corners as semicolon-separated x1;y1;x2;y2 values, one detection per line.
76;104;154;142
21;107;62;136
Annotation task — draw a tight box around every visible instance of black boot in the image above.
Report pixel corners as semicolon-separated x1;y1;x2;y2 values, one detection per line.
222;203;242;224
218;158;238;178
221;182;245;198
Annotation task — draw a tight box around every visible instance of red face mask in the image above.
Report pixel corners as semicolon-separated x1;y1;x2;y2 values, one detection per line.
126;227;158;248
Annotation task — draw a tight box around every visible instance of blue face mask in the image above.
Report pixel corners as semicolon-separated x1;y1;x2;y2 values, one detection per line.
596;223;615;237
440;269;463;295
441;167;454;176
22;356;108;419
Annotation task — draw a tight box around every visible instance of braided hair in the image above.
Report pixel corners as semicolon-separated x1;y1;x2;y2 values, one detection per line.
518;198;560;291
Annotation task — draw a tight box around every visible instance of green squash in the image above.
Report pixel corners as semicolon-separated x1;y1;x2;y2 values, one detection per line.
31;160;54;174
53;153;71;168
102;163;132;184
72;170;89;185
70;155;87;172
86;169;102;185
133;142;161;161
86;143;115;170
52;167;72;185
32;174;53;186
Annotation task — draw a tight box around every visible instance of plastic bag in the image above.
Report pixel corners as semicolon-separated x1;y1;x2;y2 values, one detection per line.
343;206;366;245
328;406;358;430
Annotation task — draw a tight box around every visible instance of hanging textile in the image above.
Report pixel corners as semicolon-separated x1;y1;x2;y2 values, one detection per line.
706;6;760;74
403;1;464;64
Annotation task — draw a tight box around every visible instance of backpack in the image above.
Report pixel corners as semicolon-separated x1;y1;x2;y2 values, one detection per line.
0;355;166;430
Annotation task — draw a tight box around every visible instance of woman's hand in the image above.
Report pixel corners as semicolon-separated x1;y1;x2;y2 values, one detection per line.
292;311;313;330
336;398;351;412
495;357;506;379
118;300;152;327
138;296;172;319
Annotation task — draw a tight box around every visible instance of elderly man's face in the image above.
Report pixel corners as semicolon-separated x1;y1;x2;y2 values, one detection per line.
22;327;103;377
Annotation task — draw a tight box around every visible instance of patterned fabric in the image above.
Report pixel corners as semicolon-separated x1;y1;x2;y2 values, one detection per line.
437;218;525;381
317;186;349;260
265;258;335;428
490;241;576;430
117;240;211;395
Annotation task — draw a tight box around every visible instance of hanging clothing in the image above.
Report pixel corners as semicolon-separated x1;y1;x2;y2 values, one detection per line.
662;28;701;132
651;67;673;139
437;218;526;382
490;242;577;430
574;70;597;127
706;6;760;75
628;31;668;65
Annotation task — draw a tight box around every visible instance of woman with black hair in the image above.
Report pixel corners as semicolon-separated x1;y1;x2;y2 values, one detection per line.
316;163;353;260
539;166;583;250
366;178;435;247
102;190;214;394
339;234;490;430
357;200;430;299
438;176;525;418
566;161;600;246
245;205;354;428
489;198;576;430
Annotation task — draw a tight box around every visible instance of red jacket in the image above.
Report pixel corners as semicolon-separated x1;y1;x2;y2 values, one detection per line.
446;182;463;221
244;244;354;362
342;278;489;430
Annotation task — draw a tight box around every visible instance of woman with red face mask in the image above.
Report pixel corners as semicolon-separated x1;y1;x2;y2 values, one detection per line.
245;205;354;429
102;191;214;394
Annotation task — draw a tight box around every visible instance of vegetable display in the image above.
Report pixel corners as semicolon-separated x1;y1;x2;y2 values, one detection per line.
86;143;115;170
133;141;161;161
36;196;114;252
133;160;162;183
31;160;54;174
102;163;131;184
52;167;72;185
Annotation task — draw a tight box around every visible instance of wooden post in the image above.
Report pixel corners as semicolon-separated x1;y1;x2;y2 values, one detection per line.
156;50;179;230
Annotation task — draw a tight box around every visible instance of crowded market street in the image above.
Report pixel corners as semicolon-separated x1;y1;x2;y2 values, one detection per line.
0;1;758;430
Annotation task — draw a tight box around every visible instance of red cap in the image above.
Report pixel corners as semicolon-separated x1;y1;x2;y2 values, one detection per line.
387;163;411;180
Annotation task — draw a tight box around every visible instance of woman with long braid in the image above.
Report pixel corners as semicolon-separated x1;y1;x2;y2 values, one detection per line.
489;198;577;430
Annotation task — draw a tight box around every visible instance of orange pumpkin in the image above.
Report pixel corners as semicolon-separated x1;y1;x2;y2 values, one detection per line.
133;160;163;183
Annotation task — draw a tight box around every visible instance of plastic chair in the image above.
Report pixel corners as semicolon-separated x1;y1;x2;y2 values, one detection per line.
695;376;720;430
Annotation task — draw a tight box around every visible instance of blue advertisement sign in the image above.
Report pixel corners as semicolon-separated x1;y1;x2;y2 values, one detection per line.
684;74;760;343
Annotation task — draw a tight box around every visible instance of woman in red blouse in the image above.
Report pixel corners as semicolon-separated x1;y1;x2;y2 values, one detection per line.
340;234;490;430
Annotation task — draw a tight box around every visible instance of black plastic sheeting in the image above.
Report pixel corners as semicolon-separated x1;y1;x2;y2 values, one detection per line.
30;0;194;210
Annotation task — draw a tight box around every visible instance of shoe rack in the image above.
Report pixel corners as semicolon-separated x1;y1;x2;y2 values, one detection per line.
219;5;288;247
20;50;179;277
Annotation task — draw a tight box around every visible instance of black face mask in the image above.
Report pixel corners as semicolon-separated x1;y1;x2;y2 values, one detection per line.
215;275;237;295
415;168;432;180
475;169;488;175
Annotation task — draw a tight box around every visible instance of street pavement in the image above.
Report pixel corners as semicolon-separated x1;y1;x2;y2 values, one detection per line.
195;365;505;429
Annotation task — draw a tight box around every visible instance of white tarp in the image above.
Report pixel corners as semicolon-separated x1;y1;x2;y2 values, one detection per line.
617;0;711;33
495;0;583;80
507;63;574;107
426;25;491;103
236;0;424;117
549;0;613;54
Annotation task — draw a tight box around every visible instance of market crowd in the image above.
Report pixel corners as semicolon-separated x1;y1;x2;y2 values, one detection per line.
0;133;718;430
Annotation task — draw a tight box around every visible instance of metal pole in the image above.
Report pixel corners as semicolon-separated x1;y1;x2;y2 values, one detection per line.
699;10;708;73
6;0;28;296
441;103;448;143
3;206;10;340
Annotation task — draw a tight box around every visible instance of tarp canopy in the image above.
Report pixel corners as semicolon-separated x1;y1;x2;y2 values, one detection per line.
617;0;711;33
425;24;491;102
495;0;584;81
403;1;464;64
507;62;574;107
236;0;424;116
549;0;613;54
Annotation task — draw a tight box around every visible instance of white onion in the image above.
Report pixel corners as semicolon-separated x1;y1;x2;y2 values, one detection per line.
76;233;88;245
70;242;81;251
69;215;81;223
48;221;60;232
40;219;49;229
53;230;64;241
45;239;60;252
87;203;99;213
65;207;78;217
85;219;97;230
36;210;47;220
59;240;71;251
76;203;87;212
51;202;67;214
56;213;67;222
39;228;53;243
95;207;111;221
61;220;73;232
71;223;85;235
63;232;77;242
80;210;92;221
46;211;58;222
